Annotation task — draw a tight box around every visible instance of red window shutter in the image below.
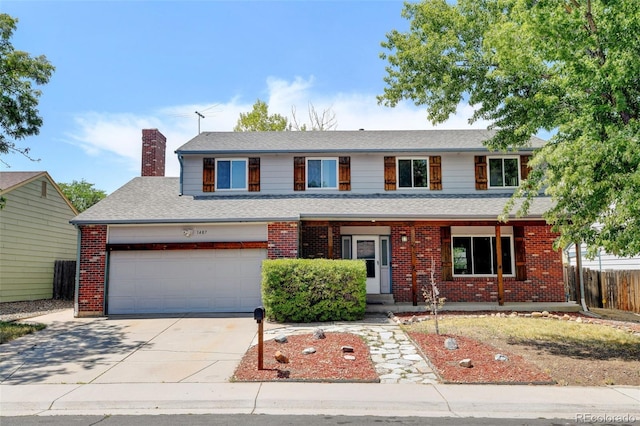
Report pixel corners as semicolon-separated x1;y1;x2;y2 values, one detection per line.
441;226;453;281
203;158;215;192
294;157;306;191
339;156;351;191
248;157;260;192
384;156;396;191
429;156;442;190
475;156;487;190
514;226;527;280
520;155;532;181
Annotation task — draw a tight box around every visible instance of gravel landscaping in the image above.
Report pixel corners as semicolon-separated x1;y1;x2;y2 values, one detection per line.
0;299;73;322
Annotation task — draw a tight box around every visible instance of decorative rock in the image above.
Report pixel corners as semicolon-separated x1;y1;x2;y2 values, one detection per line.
495;354;509;362
459;358;473;368
302;347;316;355
531;311;544;318
344;355;356;361
313;328;326;339
542;311;550;317
274;350;289;363
341;345;354;353
274;334;288;343
576;317;583;323
562;314;571;321
444;337;458;350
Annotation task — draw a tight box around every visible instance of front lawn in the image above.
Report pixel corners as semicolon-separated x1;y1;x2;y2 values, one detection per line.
402;313;640;386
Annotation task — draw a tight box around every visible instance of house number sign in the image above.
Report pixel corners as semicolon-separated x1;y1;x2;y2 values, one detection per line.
183;228;208;237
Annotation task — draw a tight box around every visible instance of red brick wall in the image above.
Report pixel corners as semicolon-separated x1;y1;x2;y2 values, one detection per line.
300;223;329;258
77;225;107;316
141;129;166;177
299;221;565;304
268;221;299;259
299;223;342;259
390;226;442;303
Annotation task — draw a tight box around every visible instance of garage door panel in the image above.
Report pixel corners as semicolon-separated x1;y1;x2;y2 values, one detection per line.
108;249;265;314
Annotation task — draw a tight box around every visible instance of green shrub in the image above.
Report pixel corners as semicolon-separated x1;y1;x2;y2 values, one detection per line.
261;258;367;322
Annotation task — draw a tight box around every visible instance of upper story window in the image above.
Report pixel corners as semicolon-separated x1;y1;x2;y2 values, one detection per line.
488;157;519;188
203;157;259;193
452;235;514;276
216;158;247;190
398;158;428;189
307;158;337;189
384;156;441;191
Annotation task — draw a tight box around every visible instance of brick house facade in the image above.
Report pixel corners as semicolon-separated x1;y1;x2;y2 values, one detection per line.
71;129;566;317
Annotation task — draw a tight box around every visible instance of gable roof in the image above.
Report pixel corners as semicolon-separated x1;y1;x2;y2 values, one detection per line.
71;177;553;225
0;171;47;192
175;129;546;155
0;171;78;214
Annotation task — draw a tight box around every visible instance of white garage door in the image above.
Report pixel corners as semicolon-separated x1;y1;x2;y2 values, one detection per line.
108;249;266;314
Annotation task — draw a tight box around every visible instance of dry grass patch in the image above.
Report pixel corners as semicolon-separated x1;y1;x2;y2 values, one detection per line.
0;321;46;344
404;314;640;386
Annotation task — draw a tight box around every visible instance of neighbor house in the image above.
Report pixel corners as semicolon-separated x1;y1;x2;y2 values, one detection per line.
0;171;78;302
565;243;640;271
70;129;565;317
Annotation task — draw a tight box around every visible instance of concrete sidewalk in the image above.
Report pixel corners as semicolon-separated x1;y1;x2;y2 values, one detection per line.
2;381;639;419
1;308;638;419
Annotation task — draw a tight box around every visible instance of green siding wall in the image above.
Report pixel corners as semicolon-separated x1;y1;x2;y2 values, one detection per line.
0;177;78;302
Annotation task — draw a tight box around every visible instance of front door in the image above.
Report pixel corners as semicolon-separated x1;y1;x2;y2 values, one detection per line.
354;236;380;294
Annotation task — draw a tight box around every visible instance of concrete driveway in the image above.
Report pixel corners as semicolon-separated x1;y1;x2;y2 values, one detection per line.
0;310;266;385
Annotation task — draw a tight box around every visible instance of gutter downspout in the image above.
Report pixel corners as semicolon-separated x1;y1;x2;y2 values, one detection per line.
178;154;184;196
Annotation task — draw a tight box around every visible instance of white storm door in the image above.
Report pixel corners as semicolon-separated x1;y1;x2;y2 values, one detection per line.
354;236;380;294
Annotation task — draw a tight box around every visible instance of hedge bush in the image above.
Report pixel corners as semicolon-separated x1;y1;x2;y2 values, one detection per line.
261;258;367;323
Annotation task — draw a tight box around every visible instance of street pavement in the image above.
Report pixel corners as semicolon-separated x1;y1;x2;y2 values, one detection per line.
0;309;638;420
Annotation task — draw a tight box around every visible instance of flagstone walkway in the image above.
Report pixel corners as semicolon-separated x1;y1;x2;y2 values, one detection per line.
260;318;440;385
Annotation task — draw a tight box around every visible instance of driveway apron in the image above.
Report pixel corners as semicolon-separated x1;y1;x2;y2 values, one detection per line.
0;311;259;385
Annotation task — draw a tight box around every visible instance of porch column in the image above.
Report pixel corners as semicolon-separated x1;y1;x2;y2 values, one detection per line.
495;225;504;305
411;225;418;306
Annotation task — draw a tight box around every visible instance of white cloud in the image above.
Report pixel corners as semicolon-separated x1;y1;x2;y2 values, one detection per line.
66;76;490;178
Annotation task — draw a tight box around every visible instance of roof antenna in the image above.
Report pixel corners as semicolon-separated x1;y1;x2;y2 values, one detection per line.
195;111;205;134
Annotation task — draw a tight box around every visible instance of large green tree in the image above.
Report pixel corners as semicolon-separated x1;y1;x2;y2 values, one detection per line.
58;179;106;213
0;14;55;159
379;0;640;257
234;99;289;131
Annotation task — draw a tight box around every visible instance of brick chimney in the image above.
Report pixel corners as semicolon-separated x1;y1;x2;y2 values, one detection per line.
141;129;166;177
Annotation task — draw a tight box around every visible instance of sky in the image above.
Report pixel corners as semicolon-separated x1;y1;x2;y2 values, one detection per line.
1;0;491;194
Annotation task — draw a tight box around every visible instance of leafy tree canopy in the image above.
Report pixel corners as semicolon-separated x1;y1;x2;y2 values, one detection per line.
233;99;289;131
379;0;640;257
58;179;107;213
0;14;55;160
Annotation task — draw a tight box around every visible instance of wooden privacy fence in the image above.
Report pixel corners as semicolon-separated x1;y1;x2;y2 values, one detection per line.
564;266;640;313
53;260;76;300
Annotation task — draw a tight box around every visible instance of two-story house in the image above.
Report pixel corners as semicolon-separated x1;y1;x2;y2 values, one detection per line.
70;129;565;317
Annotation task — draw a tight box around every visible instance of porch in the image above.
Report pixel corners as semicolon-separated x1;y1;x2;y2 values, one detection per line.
365;301;582;314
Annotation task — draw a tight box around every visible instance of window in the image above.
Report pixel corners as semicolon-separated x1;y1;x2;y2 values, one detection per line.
216;159;247;190
452;236;513;276
398;158;428;188
488;157;519;188
341;236;352;259
307;158;337;189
